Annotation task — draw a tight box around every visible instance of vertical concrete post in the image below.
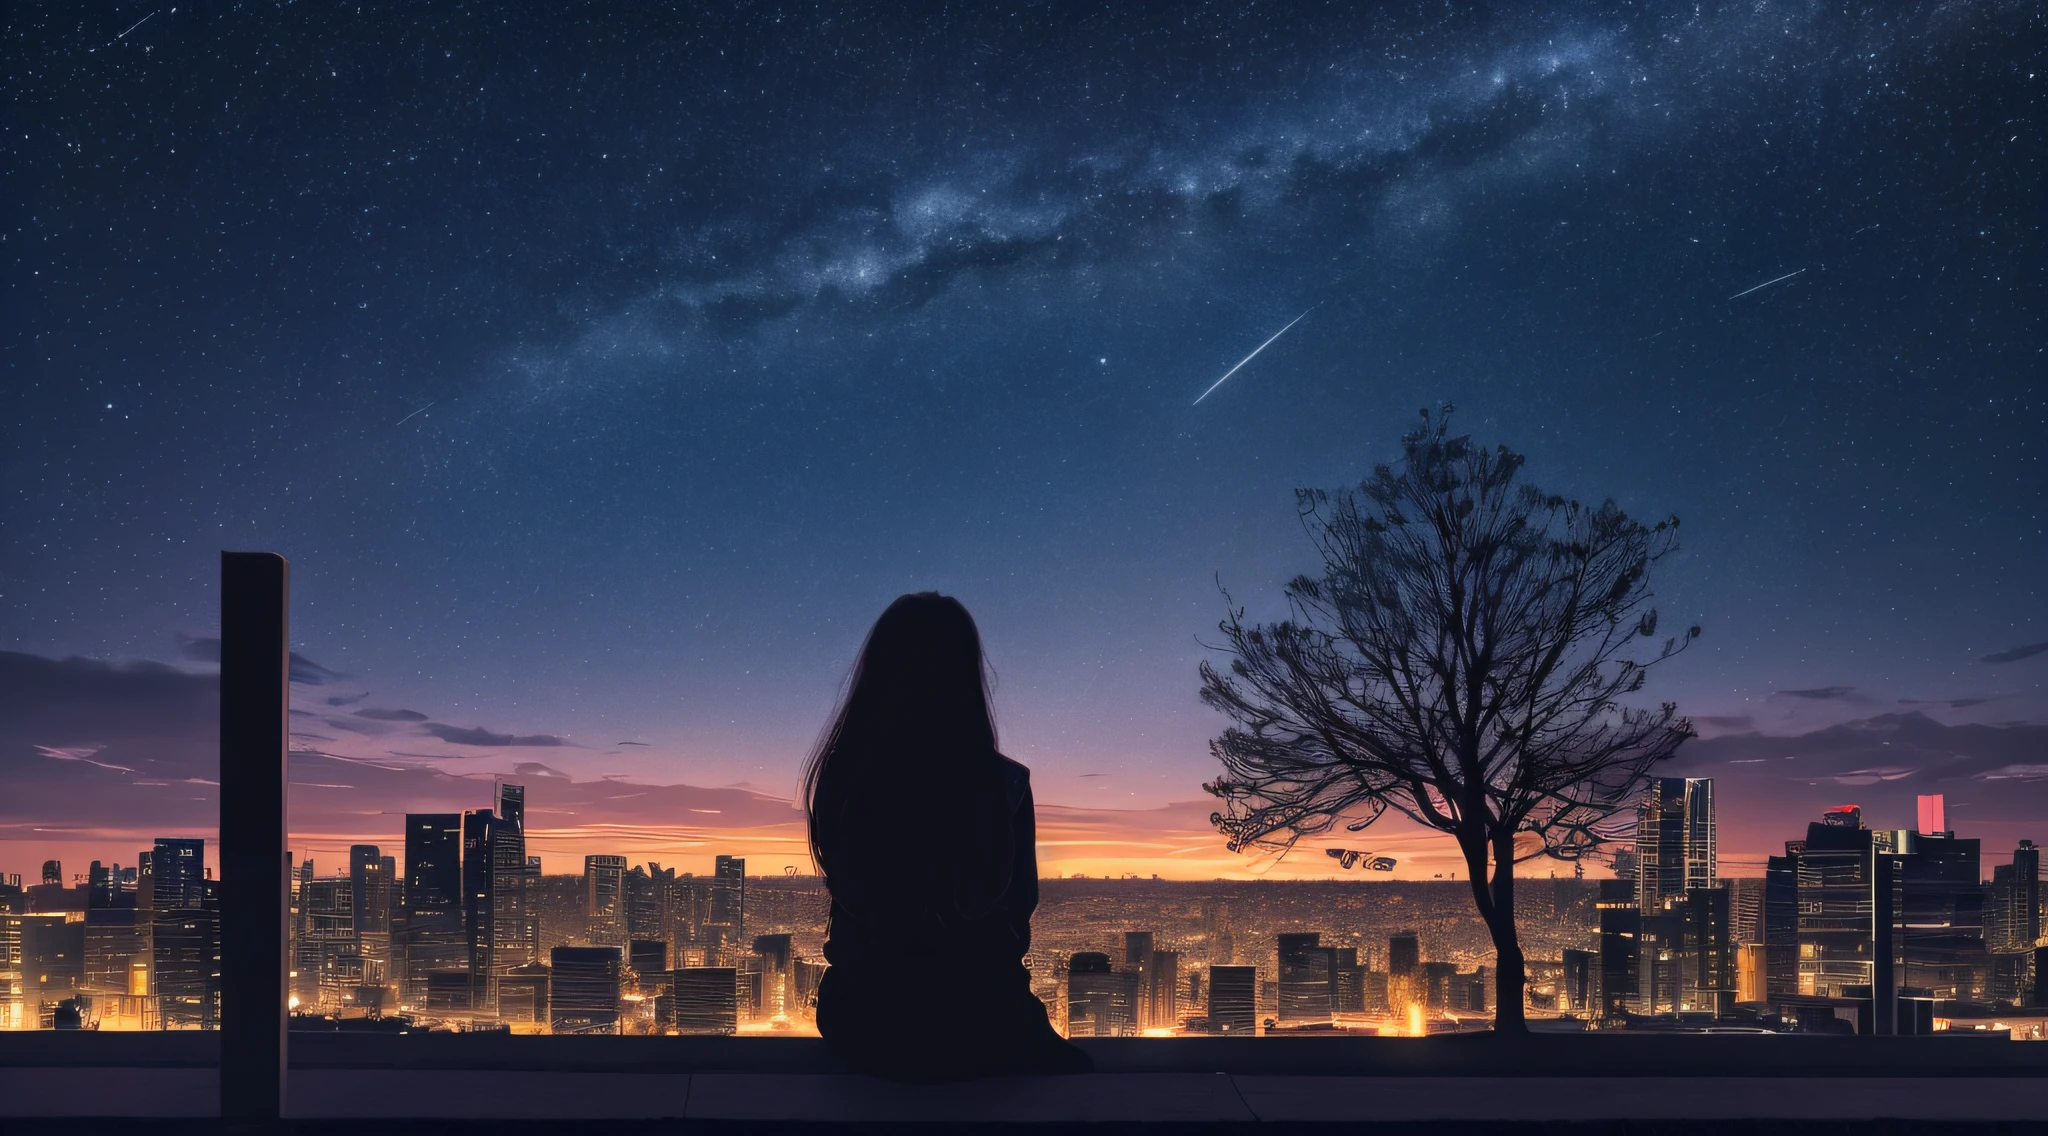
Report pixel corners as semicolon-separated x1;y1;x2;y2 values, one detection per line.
220;552;289;1122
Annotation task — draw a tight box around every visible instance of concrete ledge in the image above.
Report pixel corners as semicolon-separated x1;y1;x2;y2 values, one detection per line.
3;1069;2043;1122
686;1072;1253;1124
1230;1075;2048;1123
12;1030;2039;1076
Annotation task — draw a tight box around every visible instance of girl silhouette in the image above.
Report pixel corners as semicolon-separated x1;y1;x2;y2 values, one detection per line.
804;593;1092;1080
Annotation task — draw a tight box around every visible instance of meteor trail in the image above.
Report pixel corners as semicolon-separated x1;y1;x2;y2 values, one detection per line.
1192;307;1313;405
116;11;158;40
395;400;437;426
1728;268;1805;300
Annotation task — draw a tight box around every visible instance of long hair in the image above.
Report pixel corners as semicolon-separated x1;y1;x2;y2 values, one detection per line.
802;593;1013;918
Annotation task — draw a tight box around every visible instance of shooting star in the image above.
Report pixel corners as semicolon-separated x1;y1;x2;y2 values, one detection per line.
1727;268;1805;301
1192;307;1313;405
394;400;437;426
116;11;158;40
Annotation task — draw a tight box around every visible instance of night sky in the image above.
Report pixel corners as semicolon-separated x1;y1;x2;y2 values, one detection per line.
5;3;2042;879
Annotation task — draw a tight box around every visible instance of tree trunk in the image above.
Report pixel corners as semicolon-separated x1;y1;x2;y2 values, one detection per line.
1465;828;1527;1033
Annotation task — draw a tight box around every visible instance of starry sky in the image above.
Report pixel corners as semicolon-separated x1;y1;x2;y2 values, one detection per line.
5;2;2042;881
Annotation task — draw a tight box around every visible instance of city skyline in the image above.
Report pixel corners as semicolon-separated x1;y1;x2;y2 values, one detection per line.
9;774;2040;1037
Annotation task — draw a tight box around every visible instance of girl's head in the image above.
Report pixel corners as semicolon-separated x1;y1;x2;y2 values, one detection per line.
802;593;1009;908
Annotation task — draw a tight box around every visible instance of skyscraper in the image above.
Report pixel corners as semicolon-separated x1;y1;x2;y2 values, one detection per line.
1150;949;1181;1028
1277;933;1333;1022
671;966;739;1035
584;855;628;947
1636;777;1716;915
751;933;793;1020
401;814;464;1006
1123;931;1155;1027
549;945;622;1034
462;809;498;1015
150;838;216;1029
706;855;745;963
1762;854;1799;1001
1596;879;1640;1022
493;784;533;971
1066;951;1138;1037
1388;930;1421;1017
1207;964;1257;1035
349;844;391;966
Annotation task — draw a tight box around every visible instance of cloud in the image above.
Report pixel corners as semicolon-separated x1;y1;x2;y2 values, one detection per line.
1777;686;1857;701
1825;766;1919;786
512;762;573;780
1693;715;1755;732
1982;641;2048;664
354;707;429;722
422;723;569;747
325;692;370;707
1974;764;2048;783
1899;698;1991;709
1664;713;2048;870
175;633;344;686
0;650;220;844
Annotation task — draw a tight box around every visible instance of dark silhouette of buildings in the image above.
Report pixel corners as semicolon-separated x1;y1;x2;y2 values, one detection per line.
150;838;218;1029
549;945;622;1034
1206;964;1256;1034
1066;951;1138;1036
670;965;739;1034
400;813;464;1008
584;854;627;948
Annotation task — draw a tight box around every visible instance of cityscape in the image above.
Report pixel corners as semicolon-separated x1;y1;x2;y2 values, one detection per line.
3;777;2041;1039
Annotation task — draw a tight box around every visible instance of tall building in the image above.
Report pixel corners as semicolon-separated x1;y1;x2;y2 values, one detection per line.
349;844;391;966
627;865;669;945
585;855;628;947
751;934;793;1020
549;945;622;1034
1785;808;1914;1033
1276;933;1333;1022
1123;931;1155;1028
1066;952;1138;1036
150;838;217;1029
1636;777;1715;915
82;863;146;999
401;814;465;1006
1723;877;1766;945
499;962;549;1026
1561;948;1596;1014
1761;854;1799;1001
20;914;85;1023
1207;964;1257;1035
1987;840;2042;953
1150;949;1181;1028
671;966;739;1035
298;876;357;1011
462;809;498;1015
1987;840;2043;1006
1900;832;1986;1001
491;784;533;973
1388;930;1421;1015
706;856;746;963
1596;879;1640;1022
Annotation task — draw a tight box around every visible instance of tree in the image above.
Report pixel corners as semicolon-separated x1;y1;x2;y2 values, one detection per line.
1199;407;1697;1031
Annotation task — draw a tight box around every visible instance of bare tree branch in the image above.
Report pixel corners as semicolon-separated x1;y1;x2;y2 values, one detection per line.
1200;406;1698;1031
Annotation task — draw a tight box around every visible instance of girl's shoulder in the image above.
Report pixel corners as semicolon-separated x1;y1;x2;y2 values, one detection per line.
996;752;1030;800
